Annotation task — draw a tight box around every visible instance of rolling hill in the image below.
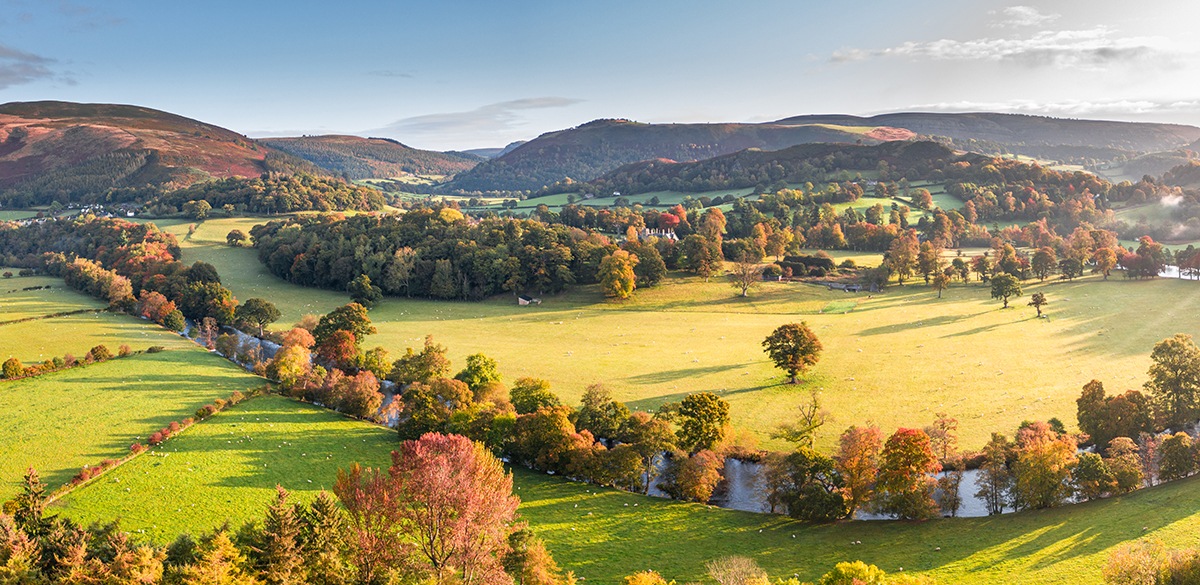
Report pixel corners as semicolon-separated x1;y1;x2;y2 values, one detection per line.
439;118;916;192
258;134;481;180
0;101;317;206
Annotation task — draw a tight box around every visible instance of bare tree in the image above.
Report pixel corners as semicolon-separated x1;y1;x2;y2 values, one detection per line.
729;253;763;297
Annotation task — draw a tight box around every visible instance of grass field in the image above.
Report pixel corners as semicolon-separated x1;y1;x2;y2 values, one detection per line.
143;219;1200;452
53;391;1200;584
0;311;199;364
0;349;264;499
0;275;107;322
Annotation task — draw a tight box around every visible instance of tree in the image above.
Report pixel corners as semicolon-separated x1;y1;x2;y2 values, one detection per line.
680;234;722;281
728;253;763;297
1027;292;1048;317
1072;452;1114;501
667;450;724;503
1094;247;1118;280
332;464;406;585
764;447;849;522
625;241;666;288
816;561;888;585
617;411;677;494
931;269;950;298
88;344;113;362
574;384;630;440
884;232;919;284
873;428;940;520
430;259;458;299
990;274;1022;308
2;358;23;380
454;353;501;392
677;392;730;453
382;247;419;297
599;250;638;300
925;412;959;462
315;330;360;372
772;390;827;448
388;335;452;385
1145;334;1200;430
1158;432;1195;481
226;230;248;247
313;304;375;348
503;529;569;585
761;322;823;383
975;433;1013;515
390;433;520;585
13;468;46;534
1076;380;1153;450
183;199;212;220
236;298;281;337
1031;247;1057;281
509;377;561;415
259;486;304;585
1013;422;1077;509
347;275;383;309
917;241;941;284
162;309;186;332
1106;437;1144;494
834;425;882;517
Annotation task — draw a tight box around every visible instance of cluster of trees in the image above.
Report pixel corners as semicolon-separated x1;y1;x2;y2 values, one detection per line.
0;216;246;326
2;433;572;585
146;173;386;216
1;344;129;381
250;207;668;301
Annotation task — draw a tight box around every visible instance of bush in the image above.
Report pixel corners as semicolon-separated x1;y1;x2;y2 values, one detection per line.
808;266;828;278
229;390;245;405
130;443;146;454
212;398;228;411
118;344;132;357
147;346;166;353
148;431;165;446
168;421;181;433
87;344;113;362
195;404;217;419
763;265;783;278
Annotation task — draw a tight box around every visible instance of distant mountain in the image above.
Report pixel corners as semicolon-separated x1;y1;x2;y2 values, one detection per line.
571;140;960;196
440;119;915;192
0;101;314;205
461;141;527;159
259;135;481;180
775;112;1200;155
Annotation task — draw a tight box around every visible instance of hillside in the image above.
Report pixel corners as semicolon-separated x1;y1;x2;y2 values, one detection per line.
777;112;1200;157
440;119;916;192
461;140;527;159
569;140;961;196
259;134;481;180
0;101;313;206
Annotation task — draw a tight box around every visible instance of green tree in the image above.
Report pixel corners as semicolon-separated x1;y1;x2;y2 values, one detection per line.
1028;292;1048;317
1145;333;1200;430
430;259;458;299
510;378;561;415
388;335;451;386
1031;247;1057;281
677;392;730;453
235;298;281;337
226;230;248;247
574;384;631;440
260;486;304;585
313;304;375;348
599;250;638;300
1013;422;1077;509
975;433;1014;515
764;447;849;522
761;322;823;383
454;353;502;392
1158;432;1195;481
1072;452;1114;501
990;273;1022;308
346;275;383;309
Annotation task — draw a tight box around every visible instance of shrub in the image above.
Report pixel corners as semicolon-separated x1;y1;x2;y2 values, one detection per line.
130;443;146;454
2;357;23;379
63;353;77;367
229;390;245;405
212;398;228;411
195;404;217;419
148;431;165;446
763;265;783;278
146;346;166;353
118;344;132;357
87;344;113;361
182;417;194;427
168;421;181;433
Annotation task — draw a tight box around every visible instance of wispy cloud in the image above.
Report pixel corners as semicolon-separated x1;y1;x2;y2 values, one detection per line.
831;26;1170;70
989;5;1060;28
366;70;414;79
369;97;584;137
900;98;1200;117
0;44;60;89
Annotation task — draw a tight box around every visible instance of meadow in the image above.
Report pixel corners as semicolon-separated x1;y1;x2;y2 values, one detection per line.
53;391;1200;584
0;348;264;499
0;274;106;322
136;216;1200;452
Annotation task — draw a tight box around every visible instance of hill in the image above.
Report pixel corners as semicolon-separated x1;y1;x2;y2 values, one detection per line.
568;140;961;196
0;101;316;206
440;119;915;192
258;134;481;180
461;140;527;159
777;112;1200;161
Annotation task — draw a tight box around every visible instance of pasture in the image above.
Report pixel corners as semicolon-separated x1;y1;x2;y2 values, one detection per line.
0;274;106;322
0;348;263;499
52;391;1200;584
140;217;1200;452
0;311;198;364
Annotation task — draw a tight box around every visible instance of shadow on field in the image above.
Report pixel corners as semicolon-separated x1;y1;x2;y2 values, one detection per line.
623;363;750;384
625;384;778;412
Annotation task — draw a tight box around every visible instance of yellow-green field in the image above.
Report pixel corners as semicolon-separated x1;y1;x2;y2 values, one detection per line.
0;274;107;321
1;348;263;499
0;311;198;364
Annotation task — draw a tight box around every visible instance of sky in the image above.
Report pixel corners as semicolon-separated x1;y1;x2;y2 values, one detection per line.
1;0;1198;151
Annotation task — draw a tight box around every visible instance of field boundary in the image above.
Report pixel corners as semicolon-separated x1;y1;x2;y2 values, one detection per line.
0;307;107;327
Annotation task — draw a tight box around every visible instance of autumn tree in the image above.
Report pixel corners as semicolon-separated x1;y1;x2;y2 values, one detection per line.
599;250;638;300
931;269;950;299
762;322;823;383
917;241;940;284
390;433;520;585
1145;333;1200;430
313;304;375;348
1027;292;1048;317
173;530;257;585
503;529;569;585
885;232;919;284
873;428;940;520
834;425;882;517
975;433;1014;515
677;392;730;453
1031;247;1057;281
1;358;22;380
1094;247;1118;280
315;330;360;372
332;464;406;585
388;335;452;386
665;450;724;503
1013;422;1077;509
509;377;561;415
1076;380;1153;450
990;273;1022;308
729;252;763;297
1106;437;1144;494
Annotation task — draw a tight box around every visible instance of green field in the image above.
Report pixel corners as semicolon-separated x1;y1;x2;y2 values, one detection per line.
0;349;264;499
0;311;199;364
140;219;1200;452
0;275;107;322
53;391;1200;584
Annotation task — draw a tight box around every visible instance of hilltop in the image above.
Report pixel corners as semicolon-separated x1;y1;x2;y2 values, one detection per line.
440;119;915;192
258;134;481;180
0;101;318;206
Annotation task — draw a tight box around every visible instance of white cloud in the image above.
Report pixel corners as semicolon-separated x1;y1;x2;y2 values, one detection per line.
989;5;1060;28
0;44;59;89
832;26;1171;70
367;97;584;138
898;98;1200;117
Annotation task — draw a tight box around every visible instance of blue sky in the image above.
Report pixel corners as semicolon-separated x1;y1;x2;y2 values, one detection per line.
1;0;1197;150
